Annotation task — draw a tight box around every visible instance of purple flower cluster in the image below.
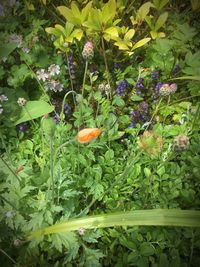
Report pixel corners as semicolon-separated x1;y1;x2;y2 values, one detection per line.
135;78;144;95
172;64;180;75
64;104;71;116
151;70;159;81
152;82;163;99
16;122;28;132
116;80;128;96
68;53;75;75
129;101;149;128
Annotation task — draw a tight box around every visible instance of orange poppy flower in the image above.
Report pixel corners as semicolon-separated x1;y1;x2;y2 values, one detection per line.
77;128;101;144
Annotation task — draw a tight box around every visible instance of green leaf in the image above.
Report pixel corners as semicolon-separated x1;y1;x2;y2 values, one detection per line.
131;95;144;101
144;167;151;178
155;12;168;31
0;43;17;60
124;29;135;40
104;27;119;38
171;76;200;81
132;38;151;50
137;2;153;21
15;101;54;125
28;209;200;240
140;242;155;256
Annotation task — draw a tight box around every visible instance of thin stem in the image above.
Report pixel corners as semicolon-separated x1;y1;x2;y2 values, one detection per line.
191;102;200;132
60;90;77;122
0;248;16;265
82;60;88;97
101;36;111;99
50;138;54;205
189;230;194;266
66;53;76;107
0;157;21;183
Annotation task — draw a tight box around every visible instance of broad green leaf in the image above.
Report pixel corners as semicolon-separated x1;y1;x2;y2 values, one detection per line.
137;2;153;21
57;6;80;25
155;12;168;31
45;27;63;37
104;27;118;37
81;1;92;22
114;40;129;50
71;29;83;41
131;95;144;101
0;43;17;60
28;209;200;240
15;101;54;125
132;38;151;50
71;2;81;18
153;0;169;10
124;29;135;40
150;31;158;39
55;24;66;36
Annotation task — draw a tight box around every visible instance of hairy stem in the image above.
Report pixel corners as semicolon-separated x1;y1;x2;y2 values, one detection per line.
82;60;88;97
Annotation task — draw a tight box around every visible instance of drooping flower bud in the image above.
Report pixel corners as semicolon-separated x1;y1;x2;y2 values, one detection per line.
77;128;101;144
82;42;94;61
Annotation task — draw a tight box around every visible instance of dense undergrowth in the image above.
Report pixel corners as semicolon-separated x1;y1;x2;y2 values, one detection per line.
0;0;200;266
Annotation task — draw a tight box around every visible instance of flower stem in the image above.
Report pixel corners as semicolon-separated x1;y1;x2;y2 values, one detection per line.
60;90;77;122
66;53;76;107
82;60;88;97
101;36;112;99
50;138;54;205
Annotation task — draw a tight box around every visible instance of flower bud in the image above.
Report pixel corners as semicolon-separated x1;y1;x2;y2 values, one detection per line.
82;42;94;61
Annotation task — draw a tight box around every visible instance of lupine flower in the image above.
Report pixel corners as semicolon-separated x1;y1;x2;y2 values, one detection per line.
169;83;177;93
135;77;144;95
172;64;180;75
17;97;27;106
48;64;60;76
152;82;162;99
82;42;94;61
159;83;171;96
116;80;128;96
53;114;59;124
0;95;8;102
151;70;159;80
128;122;136;128
64;104;71;116
173;135;189;151
68;53;75;74
36;69;49;82
16;122;28;132
77;128;101;144
9;34;23;48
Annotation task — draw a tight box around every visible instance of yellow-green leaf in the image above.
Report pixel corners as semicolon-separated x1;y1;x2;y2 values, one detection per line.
71;29;83;41
124;29;135;40
114;40;129;50
155;12;168;31
137;2;153;21
104;27;119;37
132;38;151;50
150;31;158;39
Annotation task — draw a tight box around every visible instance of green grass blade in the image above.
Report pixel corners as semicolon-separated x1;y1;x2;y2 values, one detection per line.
27;209;200;240
170;76;200;81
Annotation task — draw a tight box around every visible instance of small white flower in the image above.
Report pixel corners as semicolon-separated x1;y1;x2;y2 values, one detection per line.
48;64;60;76
17;97;27;107
78;227;86;236
22;47;30;53
36;69;49;82
0;95;8;102
44;80;63;92
9;33;23;48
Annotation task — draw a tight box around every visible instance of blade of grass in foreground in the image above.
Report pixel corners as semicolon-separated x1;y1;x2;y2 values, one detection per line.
28;209;200;240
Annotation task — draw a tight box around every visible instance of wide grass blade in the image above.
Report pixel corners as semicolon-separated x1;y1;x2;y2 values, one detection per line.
28;209;200;240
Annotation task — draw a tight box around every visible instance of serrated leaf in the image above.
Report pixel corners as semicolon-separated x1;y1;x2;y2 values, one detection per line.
132;38;151;50
15;101;54;125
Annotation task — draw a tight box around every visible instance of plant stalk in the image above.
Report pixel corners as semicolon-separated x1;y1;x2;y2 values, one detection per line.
82;60;88;97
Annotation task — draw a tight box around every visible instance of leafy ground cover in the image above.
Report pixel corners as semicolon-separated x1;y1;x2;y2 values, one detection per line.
0;0;200;266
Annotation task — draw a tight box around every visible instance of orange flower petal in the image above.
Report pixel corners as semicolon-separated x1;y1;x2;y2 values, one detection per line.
77;128;101;143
